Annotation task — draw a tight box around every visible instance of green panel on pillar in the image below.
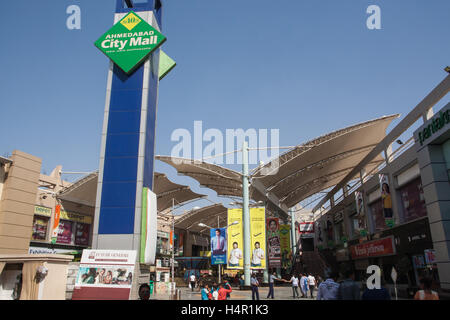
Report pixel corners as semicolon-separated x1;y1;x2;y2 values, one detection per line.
95;11;167;74
159;50;176;80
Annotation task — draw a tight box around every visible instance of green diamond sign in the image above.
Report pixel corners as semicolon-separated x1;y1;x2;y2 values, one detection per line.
95;11;166;74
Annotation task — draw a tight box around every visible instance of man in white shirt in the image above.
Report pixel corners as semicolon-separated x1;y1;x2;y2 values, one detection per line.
189;274;196;292
251;242;264;267
228;242;243;267
288;274;300;298
308;274;316;298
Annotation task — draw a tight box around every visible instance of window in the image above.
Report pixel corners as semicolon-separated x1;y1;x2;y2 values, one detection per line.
369;199;386;232
31;216;49;241
75;223;90;246
399;177;427;222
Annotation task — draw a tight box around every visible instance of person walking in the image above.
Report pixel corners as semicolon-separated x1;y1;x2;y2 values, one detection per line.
337;270;360;300
288;274;300;298
300;273;309;298
316;271;340;300
189;273;196;292
224;280;232;300
414;277;439;300
267;271;283;299
251;273;260;300
307;274;316;299
210;283;219;300
217;282;233;300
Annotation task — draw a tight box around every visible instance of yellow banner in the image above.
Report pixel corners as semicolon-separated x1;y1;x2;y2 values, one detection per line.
250;207;266;270
60;210;93;224
227;209;244;269
279;225;292;268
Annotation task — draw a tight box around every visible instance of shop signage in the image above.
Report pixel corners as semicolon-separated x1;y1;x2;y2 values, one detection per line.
95;11;166;74
349;236;396;259
334;211;344;223
60;210;93;224
412;255;426;268
34;206;52;217
72;250;137;300
424;249;436;265
417;107;450;146
157;231;169;239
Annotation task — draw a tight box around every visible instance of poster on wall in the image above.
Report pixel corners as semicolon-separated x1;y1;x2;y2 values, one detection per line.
32;216;48;240
57;220;73;244
279;225;291;269
227;209;243;269
379;174;394;228
75;223;90;246
266;217;281;268
210;227;227;265
355;191;368;236
72;250;137;300
250;207;266;270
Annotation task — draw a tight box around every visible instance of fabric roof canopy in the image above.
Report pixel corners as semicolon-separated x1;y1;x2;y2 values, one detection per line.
157;114;398;212
156;156;243;197
250;114;399;208
57;171;206;212
174;203;228;234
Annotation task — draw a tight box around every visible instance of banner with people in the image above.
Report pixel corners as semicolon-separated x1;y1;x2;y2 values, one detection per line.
250;207;266;270
279;224;292;269
379;174;395;228
355;191;368;236
227;209;244;269
210;227;227;265
266;217;281;268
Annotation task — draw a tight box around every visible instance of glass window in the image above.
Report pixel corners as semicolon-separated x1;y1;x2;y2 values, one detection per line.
399;177;427;222
31;216;49;240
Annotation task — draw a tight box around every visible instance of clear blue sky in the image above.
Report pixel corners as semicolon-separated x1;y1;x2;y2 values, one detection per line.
1;0;449;212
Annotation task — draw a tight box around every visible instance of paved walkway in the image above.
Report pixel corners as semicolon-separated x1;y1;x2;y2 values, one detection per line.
152;285;318;300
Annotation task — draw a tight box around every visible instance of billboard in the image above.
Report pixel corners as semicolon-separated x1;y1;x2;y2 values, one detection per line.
227;209;243;269
380;174;394;228
279;225;291;268
267;217;281;268
72;250;137;300
210;228;227;265
250;207;266;270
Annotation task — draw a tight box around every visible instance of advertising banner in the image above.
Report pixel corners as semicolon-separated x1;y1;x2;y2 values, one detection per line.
266;217;281;268
379;174;394;228
279;225;291;268
75;223;90;246
210;228;227;265
424;249;436;265
355;191;368;236
298;222;315;238
227;209;243;269
349;236;396;260
140;187;157;264
31;216;48;241
250;207;266;269
57;220;73;244
51;204;61;244
72;250;137;300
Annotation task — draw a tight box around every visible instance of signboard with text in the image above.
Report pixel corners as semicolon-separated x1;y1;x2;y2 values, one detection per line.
349;236;396;260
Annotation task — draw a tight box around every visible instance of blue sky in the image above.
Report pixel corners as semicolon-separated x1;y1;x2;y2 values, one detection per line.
1;0;449;213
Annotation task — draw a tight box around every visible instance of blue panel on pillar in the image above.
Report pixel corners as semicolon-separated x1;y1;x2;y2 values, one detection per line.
115;0;163;28
110;90;143;111
107;111;141;134
103;157;138;182
111;65;144;91
99;207;135;234
101;182;137;207
105;133;140;157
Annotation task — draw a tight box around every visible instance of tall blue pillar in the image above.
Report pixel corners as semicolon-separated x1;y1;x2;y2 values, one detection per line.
93;0;163;251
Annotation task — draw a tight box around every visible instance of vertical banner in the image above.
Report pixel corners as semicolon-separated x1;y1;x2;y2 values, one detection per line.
51;204;61;244
355;191;368;236
266;217;281;268
250;207;266;270
140;187;157;264
379;174;394;228
210;228;227;265
279;225;291;269
227;209;244;269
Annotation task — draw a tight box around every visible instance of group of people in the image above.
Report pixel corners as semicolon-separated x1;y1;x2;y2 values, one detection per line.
315;270;439;300
201;281;233;300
